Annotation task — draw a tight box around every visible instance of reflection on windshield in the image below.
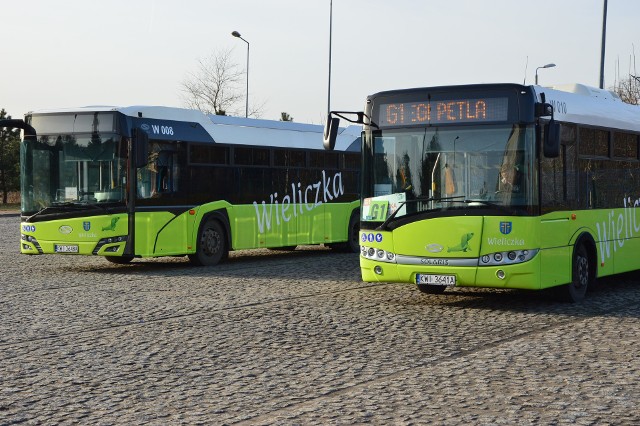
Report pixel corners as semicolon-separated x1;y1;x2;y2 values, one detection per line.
21;133;126;213
363;125;537;222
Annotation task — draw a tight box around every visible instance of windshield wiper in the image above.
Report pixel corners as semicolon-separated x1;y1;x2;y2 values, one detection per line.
26;206;53;221
377;195;465;230
27;201;111;221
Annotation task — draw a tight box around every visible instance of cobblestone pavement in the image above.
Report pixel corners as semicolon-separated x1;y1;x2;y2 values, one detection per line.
2;214;640;425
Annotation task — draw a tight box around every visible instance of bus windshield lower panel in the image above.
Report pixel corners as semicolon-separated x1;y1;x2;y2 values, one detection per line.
362;125;537;223
21;133;127;215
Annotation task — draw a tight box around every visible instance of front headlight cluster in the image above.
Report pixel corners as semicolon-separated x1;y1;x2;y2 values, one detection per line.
21;234;43;253
361;245;397;263
479;249;538;266
92;235;128;255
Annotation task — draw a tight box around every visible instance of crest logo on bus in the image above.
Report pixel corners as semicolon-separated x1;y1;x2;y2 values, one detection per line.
499;221;512;235
83;221;91;231
141;123;150;131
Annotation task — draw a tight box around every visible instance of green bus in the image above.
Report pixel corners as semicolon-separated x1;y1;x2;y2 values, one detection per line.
3;106;361;265
324;83;640;302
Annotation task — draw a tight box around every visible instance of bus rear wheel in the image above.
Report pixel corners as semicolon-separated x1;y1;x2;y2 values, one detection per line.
346;213;360;253
104;255;134;265
416;284;447;294
559;244;591;303
189;219;227;266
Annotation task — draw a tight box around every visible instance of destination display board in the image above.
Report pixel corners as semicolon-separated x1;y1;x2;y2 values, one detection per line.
378;97;509;127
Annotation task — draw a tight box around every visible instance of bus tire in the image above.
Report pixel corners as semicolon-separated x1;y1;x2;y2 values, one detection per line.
189;219;227;266
104;255;134;265
346;212;360;253
416;284;447;294
559;244;591;303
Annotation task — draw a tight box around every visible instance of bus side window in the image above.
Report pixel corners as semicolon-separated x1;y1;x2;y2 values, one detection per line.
138;143;179;198
152;151;177;196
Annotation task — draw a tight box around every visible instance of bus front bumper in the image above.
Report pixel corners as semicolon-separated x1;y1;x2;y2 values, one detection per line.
360;255;542;290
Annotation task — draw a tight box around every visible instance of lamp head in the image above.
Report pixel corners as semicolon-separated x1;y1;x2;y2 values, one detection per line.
232;31;241;38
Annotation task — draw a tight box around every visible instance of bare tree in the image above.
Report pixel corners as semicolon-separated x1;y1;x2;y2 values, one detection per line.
611;47;640;105
612;74;640;105
181;49;244;116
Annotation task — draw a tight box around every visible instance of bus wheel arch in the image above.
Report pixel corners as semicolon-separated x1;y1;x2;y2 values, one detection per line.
189;211;230;266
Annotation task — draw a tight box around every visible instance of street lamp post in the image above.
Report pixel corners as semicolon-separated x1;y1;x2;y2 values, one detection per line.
535;63;556;85
327;0;333;117
599;0;608;89
232;30;249;118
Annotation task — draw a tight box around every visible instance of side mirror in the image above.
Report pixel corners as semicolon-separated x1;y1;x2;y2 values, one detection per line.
544;120;560;158
133;127;149;168
323;116;339;151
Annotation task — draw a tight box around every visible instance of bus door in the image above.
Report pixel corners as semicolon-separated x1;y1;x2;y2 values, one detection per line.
124;128;149;257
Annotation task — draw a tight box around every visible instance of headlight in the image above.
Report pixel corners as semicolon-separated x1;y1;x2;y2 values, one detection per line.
92;235;128;255
480;249;538;266
360;245;397;264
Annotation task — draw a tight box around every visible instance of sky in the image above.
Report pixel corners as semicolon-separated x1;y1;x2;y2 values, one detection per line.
1;0;639;125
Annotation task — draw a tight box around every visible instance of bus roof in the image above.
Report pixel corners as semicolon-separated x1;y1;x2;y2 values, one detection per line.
535;83;640;133
28;105;361;152
367;82;640;133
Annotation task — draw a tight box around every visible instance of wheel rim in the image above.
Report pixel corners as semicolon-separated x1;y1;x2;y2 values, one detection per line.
575;253;589;289
202;227;221;257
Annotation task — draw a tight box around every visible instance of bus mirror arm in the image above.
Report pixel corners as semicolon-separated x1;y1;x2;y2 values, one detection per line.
323;111;375;151
535;92;554;118
0;119;38;138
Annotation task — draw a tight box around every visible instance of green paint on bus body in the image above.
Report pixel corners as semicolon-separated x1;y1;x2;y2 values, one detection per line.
20;200;359;258
358;206;640;290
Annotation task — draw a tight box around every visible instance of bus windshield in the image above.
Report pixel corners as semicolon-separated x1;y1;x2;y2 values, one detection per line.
362;124;537;222
21;126;127;215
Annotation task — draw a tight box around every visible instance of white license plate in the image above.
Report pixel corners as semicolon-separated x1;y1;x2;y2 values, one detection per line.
416;274;456;286
54;244;79;253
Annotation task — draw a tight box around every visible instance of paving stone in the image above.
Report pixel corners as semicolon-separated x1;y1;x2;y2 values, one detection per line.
2;215;640;424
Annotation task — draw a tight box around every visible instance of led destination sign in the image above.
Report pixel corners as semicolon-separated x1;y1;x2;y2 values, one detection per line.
378;97;509;127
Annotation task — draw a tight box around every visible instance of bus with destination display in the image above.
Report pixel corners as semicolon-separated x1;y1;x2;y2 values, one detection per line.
2;107;361;265
323;83;640;302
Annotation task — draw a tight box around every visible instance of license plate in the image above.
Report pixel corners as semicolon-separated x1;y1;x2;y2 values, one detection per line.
54;244;79;253
416;274;456;286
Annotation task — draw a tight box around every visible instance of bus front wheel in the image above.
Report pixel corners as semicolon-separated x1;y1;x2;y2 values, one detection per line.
559;244;591;303
189;219;227;266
